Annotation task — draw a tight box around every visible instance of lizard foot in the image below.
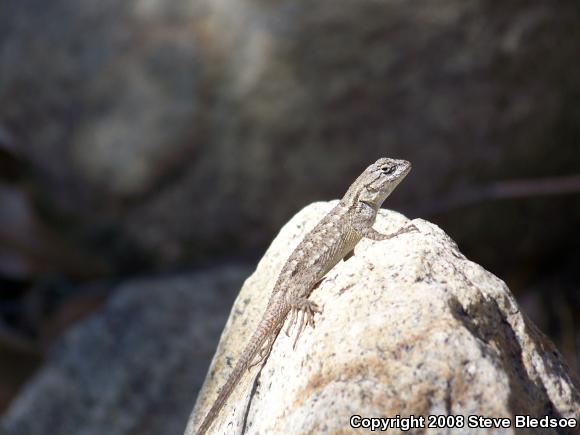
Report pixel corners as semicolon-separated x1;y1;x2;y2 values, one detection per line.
285;299;322;349
402;222;419;234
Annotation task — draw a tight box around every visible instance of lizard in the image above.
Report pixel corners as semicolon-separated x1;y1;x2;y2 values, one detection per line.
195;157;416;434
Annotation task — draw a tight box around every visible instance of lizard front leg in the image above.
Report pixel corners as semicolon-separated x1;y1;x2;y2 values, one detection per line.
361;222;417;241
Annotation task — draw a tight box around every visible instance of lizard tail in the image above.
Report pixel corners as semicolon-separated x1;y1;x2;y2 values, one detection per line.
196;320;275;435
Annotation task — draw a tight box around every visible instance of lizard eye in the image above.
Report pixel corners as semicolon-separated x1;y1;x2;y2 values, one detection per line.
380;165;396;175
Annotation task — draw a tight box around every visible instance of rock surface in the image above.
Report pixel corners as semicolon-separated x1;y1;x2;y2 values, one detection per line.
188;202;580;434
0;265;251;435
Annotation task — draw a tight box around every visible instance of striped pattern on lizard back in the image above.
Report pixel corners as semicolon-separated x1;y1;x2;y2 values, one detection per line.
272;203;362;299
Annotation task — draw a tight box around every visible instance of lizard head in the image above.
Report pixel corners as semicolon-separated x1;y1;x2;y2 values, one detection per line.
343;157;411;209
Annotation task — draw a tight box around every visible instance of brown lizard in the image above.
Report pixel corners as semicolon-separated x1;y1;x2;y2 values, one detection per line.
195;157;415;434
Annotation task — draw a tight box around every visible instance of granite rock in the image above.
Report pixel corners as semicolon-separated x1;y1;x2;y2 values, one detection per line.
188;202;579;434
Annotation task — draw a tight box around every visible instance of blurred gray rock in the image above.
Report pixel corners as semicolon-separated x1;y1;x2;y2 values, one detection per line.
188;203;580;434
0;0;579;270
0;264;251;435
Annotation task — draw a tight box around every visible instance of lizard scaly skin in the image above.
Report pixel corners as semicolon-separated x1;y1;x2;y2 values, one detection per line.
196;157;414;434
